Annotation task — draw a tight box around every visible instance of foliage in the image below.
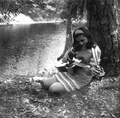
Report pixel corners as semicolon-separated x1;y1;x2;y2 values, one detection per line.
0;0;88;22
0;0;19;21
60;0;86;21
0;0;19;14
0;0;34;22
0;75;120;118
0;0;66;22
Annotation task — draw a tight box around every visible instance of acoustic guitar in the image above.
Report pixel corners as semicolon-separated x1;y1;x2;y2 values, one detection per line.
55;58;90;72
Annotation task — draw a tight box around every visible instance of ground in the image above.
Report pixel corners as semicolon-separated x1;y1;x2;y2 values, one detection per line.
0;74;120;118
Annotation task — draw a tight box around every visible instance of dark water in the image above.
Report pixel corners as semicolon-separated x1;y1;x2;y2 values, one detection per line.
0;23;66;77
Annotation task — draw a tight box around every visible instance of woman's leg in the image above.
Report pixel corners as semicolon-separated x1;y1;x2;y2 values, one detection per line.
49;82;67;93
42;76;58;88
33;75;67;92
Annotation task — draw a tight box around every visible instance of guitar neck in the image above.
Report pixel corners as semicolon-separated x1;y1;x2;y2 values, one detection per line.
72;61;87;68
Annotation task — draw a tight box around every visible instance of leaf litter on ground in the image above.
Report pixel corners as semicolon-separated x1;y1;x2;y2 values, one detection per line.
0;74;120;118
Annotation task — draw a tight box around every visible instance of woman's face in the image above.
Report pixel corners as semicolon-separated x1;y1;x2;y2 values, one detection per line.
76;35;88;46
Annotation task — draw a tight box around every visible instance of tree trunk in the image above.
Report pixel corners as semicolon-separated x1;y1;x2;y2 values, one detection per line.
57;0;78;61
57;15;72;61
87;0;120;76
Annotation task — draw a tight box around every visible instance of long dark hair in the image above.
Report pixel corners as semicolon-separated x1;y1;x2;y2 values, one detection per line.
72;27;94;51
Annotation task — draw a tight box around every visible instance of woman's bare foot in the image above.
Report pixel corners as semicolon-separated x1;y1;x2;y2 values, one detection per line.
32;76;45;81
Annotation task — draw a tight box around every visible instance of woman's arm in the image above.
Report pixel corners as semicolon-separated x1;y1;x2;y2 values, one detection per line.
62;47;76;63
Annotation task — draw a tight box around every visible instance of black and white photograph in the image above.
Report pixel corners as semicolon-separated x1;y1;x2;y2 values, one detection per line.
0;0;120;118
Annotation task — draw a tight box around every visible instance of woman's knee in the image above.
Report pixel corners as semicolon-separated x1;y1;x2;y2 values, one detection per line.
49;82;66;93
43;76;58;87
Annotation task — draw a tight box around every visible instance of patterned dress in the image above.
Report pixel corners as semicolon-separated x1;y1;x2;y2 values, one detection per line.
54;45;101;92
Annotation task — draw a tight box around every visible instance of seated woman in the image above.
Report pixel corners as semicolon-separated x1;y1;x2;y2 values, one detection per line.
35;27;104;93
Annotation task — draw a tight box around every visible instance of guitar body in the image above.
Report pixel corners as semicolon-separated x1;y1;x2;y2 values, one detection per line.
55;60;67;72
55;59;86;73
56;65;67;72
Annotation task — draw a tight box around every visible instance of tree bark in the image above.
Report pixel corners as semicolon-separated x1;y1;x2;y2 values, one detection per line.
87;0;120;76
57;16;72;61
